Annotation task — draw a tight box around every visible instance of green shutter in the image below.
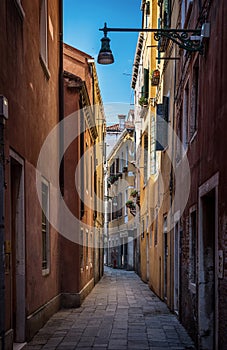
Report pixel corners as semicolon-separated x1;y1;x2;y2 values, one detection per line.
144;68;149;99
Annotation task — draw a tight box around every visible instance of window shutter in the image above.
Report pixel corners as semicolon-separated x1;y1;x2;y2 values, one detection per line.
163;0;171;28
144;133;149;183
144;68;149;99
156;98;169;151
163;96;169;122
156;104;164;151
141;85;144;98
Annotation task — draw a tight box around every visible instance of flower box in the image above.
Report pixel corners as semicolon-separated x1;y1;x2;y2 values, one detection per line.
151;69;160;86
130;190;138;198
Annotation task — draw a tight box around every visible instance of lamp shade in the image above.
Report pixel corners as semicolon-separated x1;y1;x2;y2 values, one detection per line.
97;36;114;64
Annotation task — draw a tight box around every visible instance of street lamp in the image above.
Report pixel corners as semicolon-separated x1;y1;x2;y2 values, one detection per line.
97;27;114;65
97;22;210;64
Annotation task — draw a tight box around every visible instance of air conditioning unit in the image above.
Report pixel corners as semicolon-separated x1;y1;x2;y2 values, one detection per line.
0;96;8;119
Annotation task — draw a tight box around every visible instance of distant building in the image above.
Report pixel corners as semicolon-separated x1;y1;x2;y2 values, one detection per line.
105;113;137;270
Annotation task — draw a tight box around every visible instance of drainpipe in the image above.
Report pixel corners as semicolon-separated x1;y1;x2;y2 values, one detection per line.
59;0;64;194
169;51;177;311
0;95;8;350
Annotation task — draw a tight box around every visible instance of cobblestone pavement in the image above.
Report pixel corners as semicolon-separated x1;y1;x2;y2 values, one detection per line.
24;267;195;350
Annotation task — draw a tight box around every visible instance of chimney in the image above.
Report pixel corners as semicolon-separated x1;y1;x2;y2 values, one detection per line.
118;114;126;131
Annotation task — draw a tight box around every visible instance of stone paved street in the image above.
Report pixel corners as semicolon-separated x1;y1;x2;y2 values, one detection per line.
24;267;195;350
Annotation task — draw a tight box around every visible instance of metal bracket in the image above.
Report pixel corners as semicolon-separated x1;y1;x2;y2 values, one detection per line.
99;23;206;54
154;29;203;53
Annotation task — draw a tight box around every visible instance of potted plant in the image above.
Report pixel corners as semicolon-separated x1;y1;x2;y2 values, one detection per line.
126;200;134;208
138;96;148;107
130;189;138;198
126;200;136;211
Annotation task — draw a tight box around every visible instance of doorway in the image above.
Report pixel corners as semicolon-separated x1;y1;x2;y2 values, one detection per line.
174;219;180;314
163;215;168;301
10;151;25;343
198;174;218;349
146;232;149;282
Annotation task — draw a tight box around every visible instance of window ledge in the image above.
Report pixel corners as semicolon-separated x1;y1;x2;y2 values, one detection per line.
39;55;50;80
14;0;25;19
42;268;50;276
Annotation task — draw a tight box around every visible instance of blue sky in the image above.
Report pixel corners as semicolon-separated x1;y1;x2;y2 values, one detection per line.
63;0;142;124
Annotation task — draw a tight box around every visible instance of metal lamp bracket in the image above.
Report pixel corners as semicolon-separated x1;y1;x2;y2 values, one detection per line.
99;22;210;54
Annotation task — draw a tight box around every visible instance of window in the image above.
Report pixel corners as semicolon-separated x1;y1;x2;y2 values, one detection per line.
176;108;183;163
40;0;49;73
107;201;112;223
85;143;89;192
86;230;89;266
181;0;193;28
120;152;124;172
141;219;145;239
146;215;149;234
41;179;50;273
158;0;172;28
163;0;171;28
110;163;115;176
124;189;128;222
144;133;148;183
90;231;93;265
80;228;84;268
143;1;150;28
190;60;199;140
182;82;189;150
189;209;197;288
149;222;154;248
143;68;149;100
117;193;123;218
125;146;128;167
154;208;158;246
98;179;100;212
80;122;85;218
116;158;119;174
156;96;169;151
163;215;168;233
112;197;118;220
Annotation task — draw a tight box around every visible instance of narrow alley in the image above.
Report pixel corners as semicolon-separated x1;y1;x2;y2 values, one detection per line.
24;267;195;350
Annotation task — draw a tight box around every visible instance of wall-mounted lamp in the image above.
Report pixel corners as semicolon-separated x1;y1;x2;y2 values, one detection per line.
97;22;210;64
97;27;114;64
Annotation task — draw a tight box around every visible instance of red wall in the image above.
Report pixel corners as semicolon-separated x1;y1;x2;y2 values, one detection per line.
0;0;61;332
179;0;227;346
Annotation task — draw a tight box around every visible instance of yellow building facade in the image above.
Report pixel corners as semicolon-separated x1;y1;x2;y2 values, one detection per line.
132;0;176;308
